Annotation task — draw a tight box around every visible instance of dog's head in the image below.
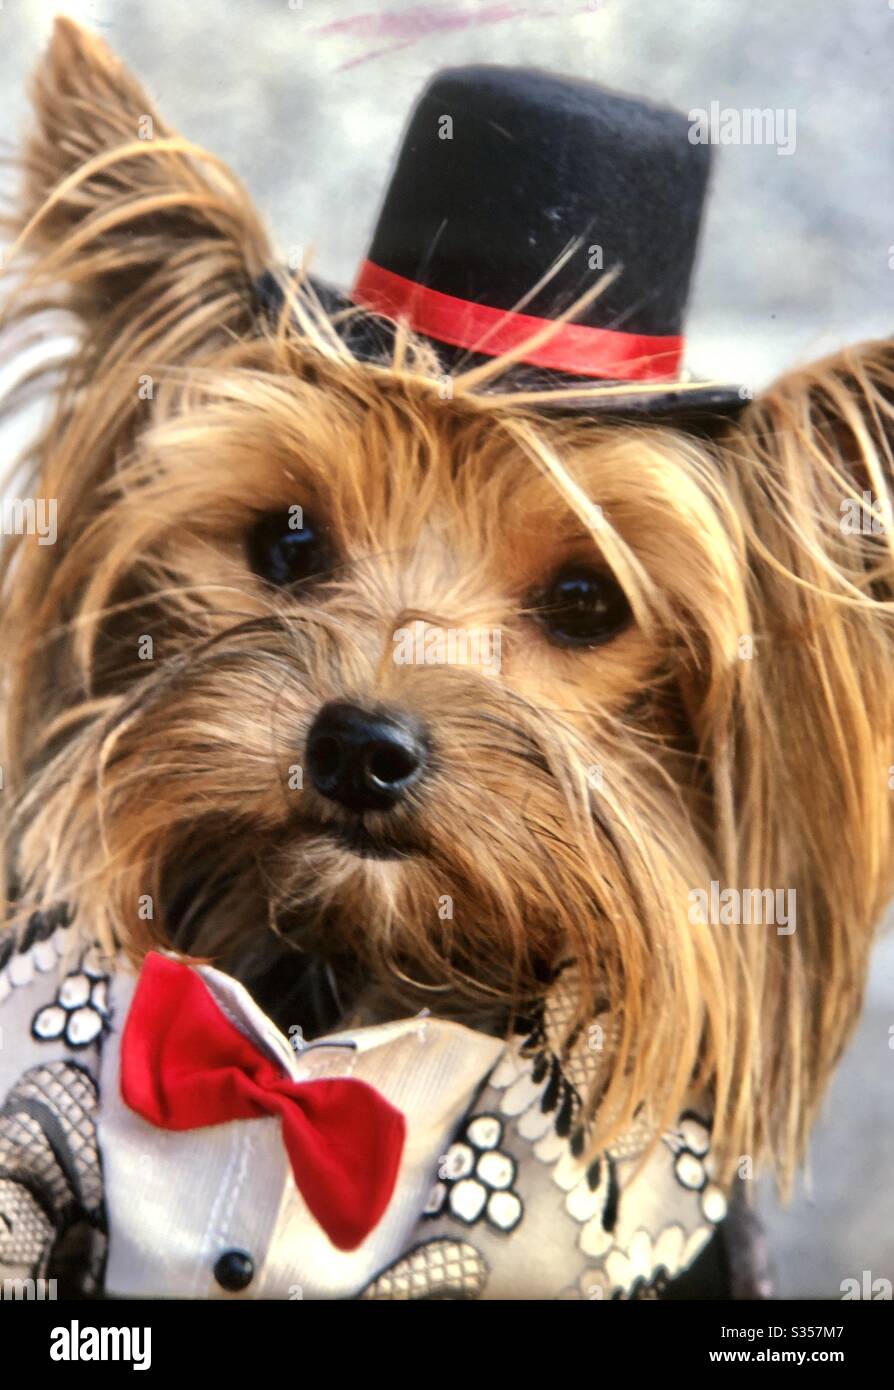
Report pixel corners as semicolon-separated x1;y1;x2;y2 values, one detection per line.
3;19;893;1184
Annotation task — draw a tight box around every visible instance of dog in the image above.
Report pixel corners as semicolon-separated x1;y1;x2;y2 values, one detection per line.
0;18;891;1298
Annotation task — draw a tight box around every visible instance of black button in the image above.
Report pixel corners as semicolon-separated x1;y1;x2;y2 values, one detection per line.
214;1249;255;1292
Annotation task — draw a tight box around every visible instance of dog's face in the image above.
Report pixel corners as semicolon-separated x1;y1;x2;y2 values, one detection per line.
3;19;894;1182
28;352;735;1015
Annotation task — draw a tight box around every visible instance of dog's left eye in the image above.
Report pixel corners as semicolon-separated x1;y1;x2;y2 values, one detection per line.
246;509;330;587
534;566;632;647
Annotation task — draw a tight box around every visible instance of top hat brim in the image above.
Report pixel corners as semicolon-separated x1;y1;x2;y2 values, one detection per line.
289;275;747;425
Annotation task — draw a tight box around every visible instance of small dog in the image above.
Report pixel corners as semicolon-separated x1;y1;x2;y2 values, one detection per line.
1;19;892;1292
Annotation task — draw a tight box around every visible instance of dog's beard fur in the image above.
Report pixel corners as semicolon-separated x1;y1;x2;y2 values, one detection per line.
2;18;894;1191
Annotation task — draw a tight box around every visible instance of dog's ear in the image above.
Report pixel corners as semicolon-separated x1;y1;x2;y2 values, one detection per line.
0;19;281;804
713;338;894;1181
9;16;271;346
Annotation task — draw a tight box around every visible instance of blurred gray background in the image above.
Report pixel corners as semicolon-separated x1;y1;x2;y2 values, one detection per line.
1;0;892;1298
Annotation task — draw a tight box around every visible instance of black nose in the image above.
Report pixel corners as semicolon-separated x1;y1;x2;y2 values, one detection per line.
305;702;428;812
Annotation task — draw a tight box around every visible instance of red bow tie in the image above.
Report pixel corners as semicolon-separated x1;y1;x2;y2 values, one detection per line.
120;952;405;1252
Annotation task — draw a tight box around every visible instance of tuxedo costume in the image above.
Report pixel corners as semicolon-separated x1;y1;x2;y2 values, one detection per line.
0;910;769;1300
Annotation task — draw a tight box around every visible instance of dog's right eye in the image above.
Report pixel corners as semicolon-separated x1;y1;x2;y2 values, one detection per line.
246;509;330;587
534;565;632;647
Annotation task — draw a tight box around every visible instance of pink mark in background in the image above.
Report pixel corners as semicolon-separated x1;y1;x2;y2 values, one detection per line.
315;3;601;71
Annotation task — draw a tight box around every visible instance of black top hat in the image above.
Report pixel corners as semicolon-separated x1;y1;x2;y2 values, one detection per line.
261;67;745;419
